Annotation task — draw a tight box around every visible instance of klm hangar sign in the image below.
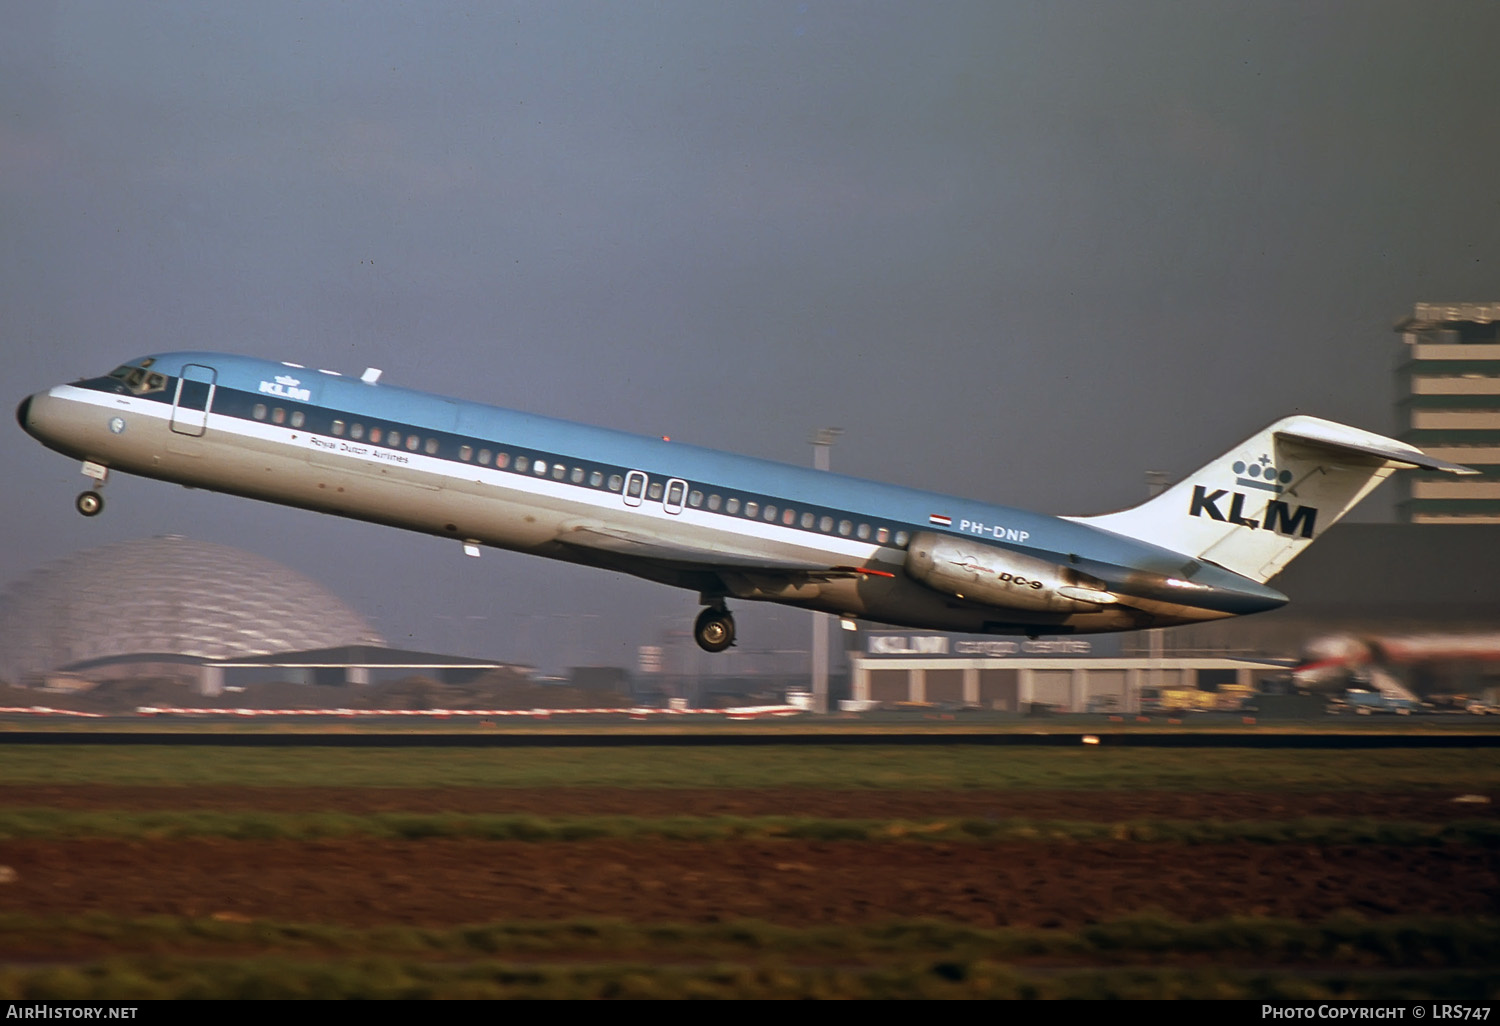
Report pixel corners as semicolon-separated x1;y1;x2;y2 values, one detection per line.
864;632;1122;659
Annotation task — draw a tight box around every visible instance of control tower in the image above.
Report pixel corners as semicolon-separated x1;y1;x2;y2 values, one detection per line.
1394;302;1500;523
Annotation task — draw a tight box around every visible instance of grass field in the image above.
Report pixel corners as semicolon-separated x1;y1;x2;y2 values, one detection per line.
0;743;1494;999
3;743;1499;789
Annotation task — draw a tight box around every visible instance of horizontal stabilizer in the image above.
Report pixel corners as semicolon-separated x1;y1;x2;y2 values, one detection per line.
1274;427;1478;476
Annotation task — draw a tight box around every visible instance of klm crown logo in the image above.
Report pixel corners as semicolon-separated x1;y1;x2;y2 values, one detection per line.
1234;454;1292;493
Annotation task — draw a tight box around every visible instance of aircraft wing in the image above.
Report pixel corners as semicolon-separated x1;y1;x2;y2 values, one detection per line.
554;520;881;579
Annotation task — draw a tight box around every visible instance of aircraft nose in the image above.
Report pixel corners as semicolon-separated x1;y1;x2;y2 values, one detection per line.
15;394;32;434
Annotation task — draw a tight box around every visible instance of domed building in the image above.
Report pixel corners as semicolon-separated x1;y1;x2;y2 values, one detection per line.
0;536;385;686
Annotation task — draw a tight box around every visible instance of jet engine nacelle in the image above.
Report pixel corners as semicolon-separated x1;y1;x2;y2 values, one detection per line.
904;531;1118;613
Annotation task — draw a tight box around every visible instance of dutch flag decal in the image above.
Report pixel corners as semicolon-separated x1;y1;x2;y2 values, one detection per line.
929;513;952;527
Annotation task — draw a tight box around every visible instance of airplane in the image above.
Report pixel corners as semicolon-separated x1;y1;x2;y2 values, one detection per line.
1295;632;1500;705
16;352;1476;653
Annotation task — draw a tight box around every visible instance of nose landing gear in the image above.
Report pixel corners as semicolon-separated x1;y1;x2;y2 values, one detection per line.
693;605;736;653
75;460;109;517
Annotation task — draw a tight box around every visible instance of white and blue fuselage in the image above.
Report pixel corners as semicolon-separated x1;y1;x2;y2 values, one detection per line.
18;352;1465;651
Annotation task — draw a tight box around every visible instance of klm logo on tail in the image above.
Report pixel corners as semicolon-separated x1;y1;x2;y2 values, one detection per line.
1185;454;1318;538
1188;485;1317;538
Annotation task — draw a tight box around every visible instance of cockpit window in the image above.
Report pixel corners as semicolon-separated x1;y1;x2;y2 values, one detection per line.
106;365;167;396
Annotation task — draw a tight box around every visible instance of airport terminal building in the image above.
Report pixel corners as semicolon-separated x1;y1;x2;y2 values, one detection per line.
850;632;1268;713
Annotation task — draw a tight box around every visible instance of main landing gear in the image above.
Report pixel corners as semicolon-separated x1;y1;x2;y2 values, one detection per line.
694;605;736;653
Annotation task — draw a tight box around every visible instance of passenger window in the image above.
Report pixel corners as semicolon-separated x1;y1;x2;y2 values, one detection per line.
351;423;365;440
516;456;530;472
801;512;815;529
819;516;833;532
608;474;623;491
589;471;603;487
839;520;852;536
272;408;286;425
369;427;382;444
648;482;663;500
707;494;722;511
425;438;438;455
744;501;758;518
688;490;703;507
460;445;473;461
496;452;510;469
782;509;795;525
857;523;870;540
571;467;584;483
894;531;910;547
626;476;645;499
333;420;346;436
876;527;890;544
406;435;419;451
551;464;565;480
533;460;547;475
478;448;491;465
388;431;401;447
290;411;306;428
726;498;740;514
763;505;777;522
253;404;267;421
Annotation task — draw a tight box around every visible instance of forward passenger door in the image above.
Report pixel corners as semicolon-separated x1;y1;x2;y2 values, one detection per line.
169;363;217;436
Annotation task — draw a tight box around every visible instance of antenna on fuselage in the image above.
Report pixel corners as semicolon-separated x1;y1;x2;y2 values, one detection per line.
360;367;383;384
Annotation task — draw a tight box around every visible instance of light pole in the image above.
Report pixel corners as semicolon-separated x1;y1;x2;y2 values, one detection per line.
1143;470;1170;712
810;428;842;714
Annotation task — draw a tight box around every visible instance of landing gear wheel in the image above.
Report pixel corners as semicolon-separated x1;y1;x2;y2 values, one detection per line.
75;490;104;517
694;607;736;653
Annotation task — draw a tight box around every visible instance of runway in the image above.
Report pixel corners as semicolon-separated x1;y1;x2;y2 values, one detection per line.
1;729;1497;747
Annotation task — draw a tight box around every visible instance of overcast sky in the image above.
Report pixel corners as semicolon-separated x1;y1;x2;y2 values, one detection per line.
5;2;1500;672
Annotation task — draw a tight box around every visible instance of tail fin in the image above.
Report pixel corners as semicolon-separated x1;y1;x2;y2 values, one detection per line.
1066;416;1475;583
